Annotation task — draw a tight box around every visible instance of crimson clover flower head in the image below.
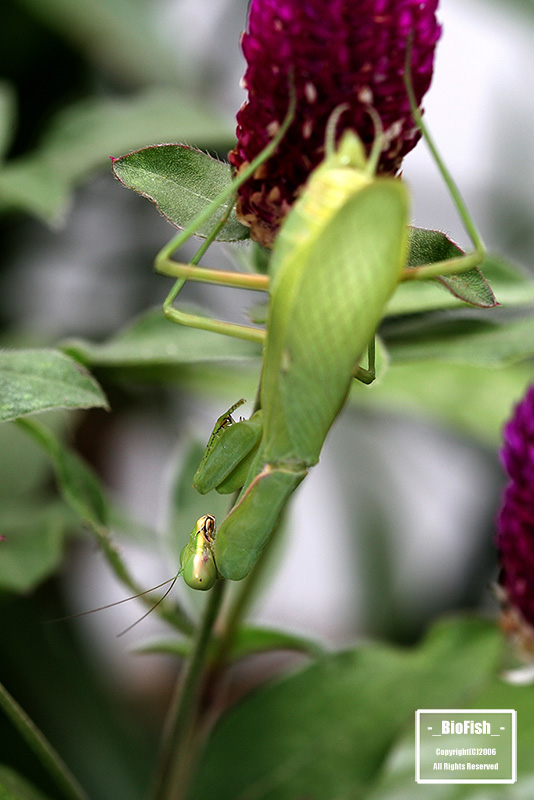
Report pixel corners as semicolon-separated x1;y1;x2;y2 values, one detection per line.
229;0;441;246
497;385;534;649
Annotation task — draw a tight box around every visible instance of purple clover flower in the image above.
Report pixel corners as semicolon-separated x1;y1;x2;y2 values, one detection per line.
229;0;441;246
497;385;534;646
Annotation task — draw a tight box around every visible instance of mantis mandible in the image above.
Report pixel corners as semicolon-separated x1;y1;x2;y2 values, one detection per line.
117;72;486;588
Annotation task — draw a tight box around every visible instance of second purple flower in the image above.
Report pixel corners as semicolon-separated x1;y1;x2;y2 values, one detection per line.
497;385;534;650
229;0;442;246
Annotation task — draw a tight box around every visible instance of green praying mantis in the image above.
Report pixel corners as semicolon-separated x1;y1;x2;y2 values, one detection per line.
118;72;486;591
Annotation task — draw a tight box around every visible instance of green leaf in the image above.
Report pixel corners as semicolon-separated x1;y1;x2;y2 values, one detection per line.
0;81;16;161
383;309;534;367
390;251;534;315
0;502;72;593
366;659;534;798
16;419;109;531
191;618;502;800
9;0;180;87
0;681;88;800
0;415;65;500
354;359;533;446
0;349;108;422
228;625;325;661
112;145;249;241
17;418;195;634
408;227;497;308
136;625;324;662
0;90;233;224
61;307;261;377
0;766;53;800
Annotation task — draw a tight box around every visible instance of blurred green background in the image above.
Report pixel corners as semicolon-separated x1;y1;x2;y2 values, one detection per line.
1;1;533;798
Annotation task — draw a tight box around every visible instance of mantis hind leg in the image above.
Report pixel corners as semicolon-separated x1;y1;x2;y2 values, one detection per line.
157;205;269;343
154;90;297;344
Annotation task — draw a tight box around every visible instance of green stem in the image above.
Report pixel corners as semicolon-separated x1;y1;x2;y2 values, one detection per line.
0;679;89;800
211;554;266;671
157;260;270;291
149;580;226;800
16;418;194;637
404;42;485;257
401;249;483;282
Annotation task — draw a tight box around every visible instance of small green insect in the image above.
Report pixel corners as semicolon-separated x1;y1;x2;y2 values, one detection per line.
193;403;263;495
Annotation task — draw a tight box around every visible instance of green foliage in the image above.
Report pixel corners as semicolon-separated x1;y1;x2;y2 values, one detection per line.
18;418;109;531
8;0;181;87
358;360;533;445
190;618;502;800
62;307;261;375
0;766;53;800
112;145;249;241
384;309;534;367
2;3;533;797
135;624;325;662
0;90;233;224
407;228;497;308
389;250;534;314
365;670;534;799
0;81;16;160
0;679;88;800
0;350;108;422
0;502;71;593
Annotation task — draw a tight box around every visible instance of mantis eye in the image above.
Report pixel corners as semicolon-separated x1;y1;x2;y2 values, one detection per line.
200;514;216;544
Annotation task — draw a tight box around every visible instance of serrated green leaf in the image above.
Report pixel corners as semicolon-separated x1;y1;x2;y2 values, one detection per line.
0;502;72;593
190;618;501;800
405;228;497;309
0;349;108;422
408;227;466;266
61;307;261;375
389;251;534;315
112;145;249;241
383;309;534;366
0;90;233;224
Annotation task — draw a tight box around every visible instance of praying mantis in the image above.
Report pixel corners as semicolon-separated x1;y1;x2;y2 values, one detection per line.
114;76;486;590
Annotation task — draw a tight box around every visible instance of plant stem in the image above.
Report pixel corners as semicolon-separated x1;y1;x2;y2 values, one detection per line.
17;417;194;636
149;579;226;800
0;679;89;800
